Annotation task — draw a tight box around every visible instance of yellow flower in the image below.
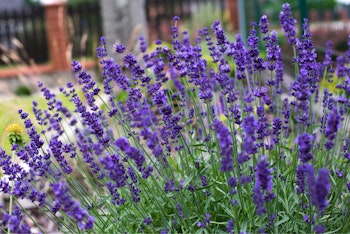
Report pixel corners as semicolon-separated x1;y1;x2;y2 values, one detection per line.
5;123;25;146
219;113;227;122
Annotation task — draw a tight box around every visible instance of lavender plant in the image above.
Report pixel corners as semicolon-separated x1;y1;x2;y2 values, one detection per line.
1;3;350;233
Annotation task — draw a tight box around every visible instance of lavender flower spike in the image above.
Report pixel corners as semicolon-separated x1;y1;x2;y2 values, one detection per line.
213;120;233;172
296;133;314;163
324;108;340;150
253;156;275;216
279;3;297;45
259;15;269;35
311;169;331;214
255;156;273;192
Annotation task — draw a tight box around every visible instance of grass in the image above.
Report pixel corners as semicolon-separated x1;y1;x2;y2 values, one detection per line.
0;87;85;153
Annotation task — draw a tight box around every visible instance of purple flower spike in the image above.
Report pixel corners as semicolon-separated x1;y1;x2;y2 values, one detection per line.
205;213;211;225
296;133;314;163
115;137;130;151
296;164;307;193
143;217;152;225
259;15;269;35
176;203;185;219
213;120;233;172
312;169;330;214
115;137;146;168
2;206;31;233
323;41;333;67
114;44;126;54
211;20;227;51
226;219;234;233
314;224;325;234
242;115;258;155
51;182;94;229
304;165;331;214
230;34;247;80
96;36;107;58
253;186;267;216
324;108;340;150
265;31;281;71
253;156;275;216
248;26;265;72
279;3;297;45
228;177;237;187
139;37;147;53
255;156;273;192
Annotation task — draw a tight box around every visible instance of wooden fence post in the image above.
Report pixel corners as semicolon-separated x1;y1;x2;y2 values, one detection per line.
226;0;239;32
43;1;70;71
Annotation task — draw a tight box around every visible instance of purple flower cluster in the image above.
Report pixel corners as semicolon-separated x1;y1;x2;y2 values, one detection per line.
164;178;178;193
314;224;325;234
241;115;258;156
0;149;27;181
324;108;340;150
247;24;265;72
2;206;31;233
51;182;94;229
226;219;234;233
213;120;233;172
296;164;330;216
176;203;185;219
259;15;269;36
230;34;247;80
49;139;73;174
305;165;331;214
197;213;211;228
279;3;297;45
96;36;107;58
115;137;153;178
99;153;127;205
253;156;275;216
17;110;51;178
296;133;314;163
296;164;307;193
75;128;104;178
265;30;281;71
143;216;152;225
310;169;330;214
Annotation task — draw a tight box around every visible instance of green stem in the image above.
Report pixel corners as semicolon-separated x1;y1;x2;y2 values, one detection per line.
7;151;15;234
14;197;46;234
7;192;13;234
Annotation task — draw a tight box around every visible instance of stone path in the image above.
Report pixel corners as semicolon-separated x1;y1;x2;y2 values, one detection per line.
0;69;100;98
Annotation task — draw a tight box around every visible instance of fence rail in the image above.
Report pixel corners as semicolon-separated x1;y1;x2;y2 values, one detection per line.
67;2;103;59
0;7;48;66
1;0;350;69
0;0;226;67
0;2;102;67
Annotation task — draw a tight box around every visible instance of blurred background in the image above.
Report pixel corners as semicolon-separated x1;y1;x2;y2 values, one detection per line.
0;0;348;94
0;0;349;166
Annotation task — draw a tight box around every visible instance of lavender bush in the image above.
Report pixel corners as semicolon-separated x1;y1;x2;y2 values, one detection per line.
1;3;350;233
